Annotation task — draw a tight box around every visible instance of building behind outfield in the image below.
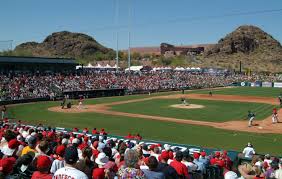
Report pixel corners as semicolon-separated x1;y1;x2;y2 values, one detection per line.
0;56;77;73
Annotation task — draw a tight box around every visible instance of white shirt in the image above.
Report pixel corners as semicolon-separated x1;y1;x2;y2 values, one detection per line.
53;166;88;179
50;159;65;174
182;161;198;172
242;147;255;158
275;169;282;179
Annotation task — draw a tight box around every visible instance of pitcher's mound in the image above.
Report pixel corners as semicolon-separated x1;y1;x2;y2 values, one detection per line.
48;105;97;113
170;104;205;109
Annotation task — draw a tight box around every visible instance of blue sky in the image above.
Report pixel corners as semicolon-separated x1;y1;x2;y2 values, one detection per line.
0;0;281;50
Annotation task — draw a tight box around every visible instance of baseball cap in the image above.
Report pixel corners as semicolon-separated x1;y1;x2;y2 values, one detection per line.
215;151;221;157
95;152;109;166
72;138;80;144
1;139;20;156
28;136;37;146
0;157;16;174
163;144;171;151
200;151;206;157
64;146;79;164
61;138;69;145
56;145;66;156
160;151;170;161
37;155;52;169
224;171;238;179
193;152;200;159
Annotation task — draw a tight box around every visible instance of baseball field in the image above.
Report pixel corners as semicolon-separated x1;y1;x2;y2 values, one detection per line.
7;87;282;155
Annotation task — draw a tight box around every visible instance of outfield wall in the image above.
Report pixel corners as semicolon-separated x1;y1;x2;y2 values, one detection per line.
233;81;282;88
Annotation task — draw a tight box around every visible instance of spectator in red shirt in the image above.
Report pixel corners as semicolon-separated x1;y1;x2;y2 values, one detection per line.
92;128;99;135
100;128;107;135
135;133;142;140
92;152;109;179
92;140;100;158
32;155;53;179
170;151;189;179
210;151;225;168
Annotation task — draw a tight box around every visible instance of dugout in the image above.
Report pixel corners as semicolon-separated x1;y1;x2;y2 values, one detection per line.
63;88;125;99
0;56;77;73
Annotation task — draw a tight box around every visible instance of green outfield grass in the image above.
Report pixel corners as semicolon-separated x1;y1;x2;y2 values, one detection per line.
110;99;275;122
6;87;282;155
191;87;282;97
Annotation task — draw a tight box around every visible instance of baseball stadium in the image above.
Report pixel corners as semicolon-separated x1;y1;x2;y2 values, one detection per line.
1;1;282;179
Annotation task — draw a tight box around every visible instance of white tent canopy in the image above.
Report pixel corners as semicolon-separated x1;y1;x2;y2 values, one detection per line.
105;64;112;68
86;63;94;68
174;67;185;71
95;63;103;68
125;66;143;71
76;65;82;70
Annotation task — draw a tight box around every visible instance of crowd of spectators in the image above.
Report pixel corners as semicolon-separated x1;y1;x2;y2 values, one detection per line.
0;120;282;179
0;71;281;101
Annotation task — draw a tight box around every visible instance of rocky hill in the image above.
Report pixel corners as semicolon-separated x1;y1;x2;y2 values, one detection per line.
202;25;282;72
15;31;113;58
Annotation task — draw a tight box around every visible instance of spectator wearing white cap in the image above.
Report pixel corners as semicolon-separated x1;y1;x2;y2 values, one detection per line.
92;152;109;178
224;170;238;179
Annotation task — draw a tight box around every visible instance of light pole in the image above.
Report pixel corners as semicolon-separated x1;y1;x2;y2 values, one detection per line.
115;0;119;71
128;0;132;71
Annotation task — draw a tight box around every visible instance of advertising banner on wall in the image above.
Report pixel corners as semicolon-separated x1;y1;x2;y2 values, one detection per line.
262;82;272;87
274;82;282;88
255;81;262;87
